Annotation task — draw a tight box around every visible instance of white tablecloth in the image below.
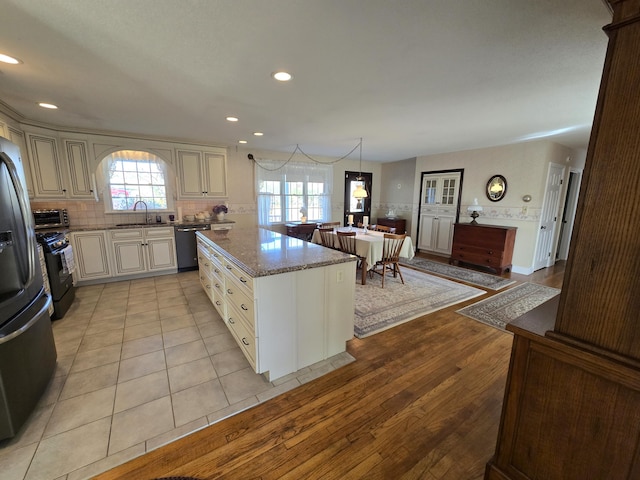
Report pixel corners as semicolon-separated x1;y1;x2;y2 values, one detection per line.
311;227;415;271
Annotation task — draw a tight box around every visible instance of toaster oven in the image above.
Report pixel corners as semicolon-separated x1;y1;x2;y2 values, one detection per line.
33;209;70;230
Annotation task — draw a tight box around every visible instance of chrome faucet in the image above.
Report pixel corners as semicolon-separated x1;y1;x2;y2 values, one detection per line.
133;200;148;224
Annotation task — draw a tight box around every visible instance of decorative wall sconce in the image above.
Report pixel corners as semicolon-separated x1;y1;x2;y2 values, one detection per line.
467;198;483;224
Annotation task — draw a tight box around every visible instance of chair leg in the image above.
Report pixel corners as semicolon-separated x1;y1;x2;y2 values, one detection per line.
395;263;404;284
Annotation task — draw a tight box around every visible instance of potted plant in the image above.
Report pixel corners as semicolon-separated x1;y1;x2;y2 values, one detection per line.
213;204;228;221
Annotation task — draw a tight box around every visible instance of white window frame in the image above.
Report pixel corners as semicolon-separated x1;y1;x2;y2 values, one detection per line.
256;160;333;225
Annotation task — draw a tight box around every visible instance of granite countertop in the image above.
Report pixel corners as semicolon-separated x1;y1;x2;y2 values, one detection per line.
196;227;356;277
69;220;235;232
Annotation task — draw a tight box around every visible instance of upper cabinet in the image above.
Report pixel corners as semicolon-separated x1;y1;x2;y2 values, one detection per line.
25;132;95;199
6;127;35;197
176;148;227;198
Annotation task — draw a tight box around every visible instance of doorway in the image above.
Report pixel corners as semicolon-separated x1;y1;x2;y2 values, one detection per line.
344;171;372;226
556;169;582;260
533;163;566;271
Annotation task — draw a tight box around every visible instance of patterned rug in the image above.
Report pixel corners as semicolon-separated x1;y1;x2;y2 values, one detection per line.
399;257;516;290
354;267;485;338
456;282;561;330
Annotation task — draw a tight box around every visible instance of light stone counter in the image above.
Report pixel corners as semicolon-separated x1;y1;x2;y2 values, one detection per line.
69;220;235;232
196;226;356;277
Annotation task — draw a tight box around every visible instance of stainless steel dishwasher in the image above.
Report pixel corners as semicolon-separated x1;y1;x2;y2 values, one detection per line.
175;224;211;271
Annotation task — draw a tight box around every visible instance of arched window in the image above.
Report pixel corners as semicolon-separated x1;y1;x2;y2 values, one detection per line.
101;150;173;212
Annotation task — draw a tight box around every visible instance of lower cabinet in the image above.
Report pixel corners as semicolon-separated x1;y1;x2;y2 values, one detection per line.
70;231;112;282
111;227;176;276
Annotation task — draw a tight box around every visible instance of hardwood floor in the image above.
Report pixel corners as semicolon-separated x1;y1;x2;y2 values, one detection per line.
96;257;565;480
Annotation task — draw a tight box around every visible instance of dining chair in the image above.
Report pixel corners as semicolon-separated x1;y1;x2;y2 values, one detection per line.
318;227;337;249
371;233;406;288
336;230;364;270
373;224;396;233
320;222;341;229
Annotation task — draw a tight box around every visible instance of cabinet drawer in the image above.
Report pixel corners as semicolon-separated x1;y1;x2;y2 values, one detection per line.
110;228;143;240
451;251;504;268
226;303;257;369
223;259;254;293
452;244;504;260
225;276;255;331
209;247;225;269
145;227;174;238
197;246;212;272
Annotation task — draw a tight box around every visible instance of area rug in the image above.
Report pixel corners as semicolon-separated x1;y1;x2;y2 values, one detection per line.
456;282;560;331
399;256;516;290
354;267;486;338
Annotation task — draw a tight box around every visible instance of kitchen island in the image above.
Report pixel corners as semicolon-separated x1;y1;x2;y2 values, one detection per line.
196;227;357;381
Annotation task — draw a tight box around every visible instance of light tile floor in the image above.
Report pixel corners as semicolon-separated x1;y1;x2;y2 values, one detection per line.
0;271;354;480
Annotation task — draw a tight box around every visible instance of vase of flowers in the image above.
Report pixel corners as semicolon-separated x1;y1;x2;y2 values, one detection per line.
213;204;228;221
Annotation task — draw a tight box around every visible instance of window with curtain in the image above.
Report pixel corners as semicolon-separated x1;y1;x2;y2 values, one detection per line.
102;150;173;212
256;160;333;225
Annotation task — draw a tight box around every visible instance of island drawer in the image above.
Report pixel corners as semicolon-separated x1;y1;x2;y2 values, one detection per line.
223;259;254;293
225;275;255;331
226;303;257;369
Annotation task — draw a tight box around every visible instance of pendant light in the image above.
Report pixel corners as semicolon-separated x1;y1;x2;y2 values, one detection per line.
353;138;368;200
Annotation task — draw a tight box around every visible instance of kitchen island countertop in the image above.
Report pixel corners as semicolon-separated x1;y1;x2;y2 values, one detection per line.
197;226;355;278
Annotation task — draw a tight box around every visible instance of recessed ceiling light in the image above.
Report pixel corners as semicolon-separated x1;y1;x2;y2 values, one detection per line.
38;103;58;109
226;116;239;122
238;140;247;144
0;53;22;64
253;132;264;136
272;71;292;82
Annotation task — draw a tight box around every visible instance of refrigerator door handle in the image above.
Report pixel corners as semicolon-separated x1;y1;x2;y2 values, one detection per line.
1;155;36;285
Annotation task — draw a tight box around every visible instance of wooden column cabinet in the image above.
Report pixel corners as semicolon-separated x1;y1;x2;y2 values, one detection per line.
486;2;640;479
450;223;516;274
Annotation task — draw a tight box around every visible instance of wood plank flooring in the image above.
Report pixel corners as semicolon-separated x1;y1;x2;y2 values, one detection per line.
96;256;565;480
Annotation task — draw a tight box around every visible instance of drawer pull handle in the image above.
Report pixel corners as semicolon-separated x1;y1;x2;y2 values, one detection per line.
240;277;248;283
226;265;233;270
206;284;211;289
205;262;210;267
214;268;220;274
215;300;221;306
241;304;248;311
227;288;233;294
229;317;235;324
242;338;250;346
215;283;221;288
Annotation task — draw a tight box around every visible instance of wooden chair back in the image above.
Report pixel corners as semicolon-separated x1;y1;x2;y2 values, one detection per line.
336;230;357;256
381;233;406;262
320;222;341;229
373;225;395;233
318;227;336;249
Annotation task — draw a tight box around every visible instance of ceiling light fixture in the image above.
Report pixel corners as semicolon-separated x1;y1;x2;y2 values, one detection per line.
38;103;58;109
0;53;22;64
272;71;292;81
253;132;264;136
226;116;239;122
353;138;368;201
238;140;247;144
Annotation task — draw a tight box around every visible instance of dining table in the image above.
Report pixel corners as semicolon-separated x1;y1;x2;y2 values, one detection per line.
310;227;415;285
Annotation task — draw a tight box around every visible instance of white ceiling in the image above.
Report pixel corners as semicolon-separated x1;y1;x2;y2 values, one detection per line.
0;0;611;162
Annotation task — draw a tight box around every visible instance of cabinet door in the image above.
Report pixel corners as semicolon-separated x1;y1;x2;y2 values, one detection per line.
71;231;112;281
433;215;455;254
63;139;94;198
203;152;227;197
176;149;206;197
418;215;437;251
146;237;176;271
112;240;146;275
7;127;35;197
27;134;67;198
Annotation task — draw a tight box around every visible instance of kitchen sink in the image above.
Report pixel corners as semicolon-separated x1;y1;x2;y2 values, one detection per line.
115;222;168;227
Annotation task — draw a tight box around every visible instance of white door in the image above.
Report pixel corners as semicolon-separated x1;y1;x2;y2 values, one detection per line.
556;170;582;260
533;163;566;271
417;172;461;254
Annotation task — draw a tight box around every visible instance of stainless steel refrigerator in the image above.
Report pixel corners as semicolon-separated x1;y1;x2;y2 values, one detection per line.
0;137;57;440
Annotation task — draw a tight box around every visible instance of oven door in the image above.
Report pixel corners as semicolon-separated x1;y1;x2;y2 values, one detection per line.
44;248;73;301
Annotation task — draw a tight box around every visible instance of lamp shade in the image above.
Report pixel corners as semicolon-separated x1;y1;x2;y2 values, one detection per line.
353;184;368;199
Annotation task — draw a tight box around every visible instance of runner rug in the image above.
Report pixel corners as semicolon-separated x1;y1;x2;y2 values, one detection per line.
399;256;516;290
456;282;561;331
354;267;485;338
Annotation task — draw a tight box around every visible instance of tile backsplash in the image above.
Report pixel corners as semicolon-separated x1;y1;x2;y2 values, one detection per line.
30;199;230;227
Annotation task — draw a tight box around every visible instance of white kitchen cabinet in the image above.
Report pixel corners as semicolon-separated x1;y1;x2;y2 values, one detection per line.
70;231;112;282
176;148;227;198
417;172;460;255
26;133;67;198
111;227;176;276
62;139;95;198
7;127;35;197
